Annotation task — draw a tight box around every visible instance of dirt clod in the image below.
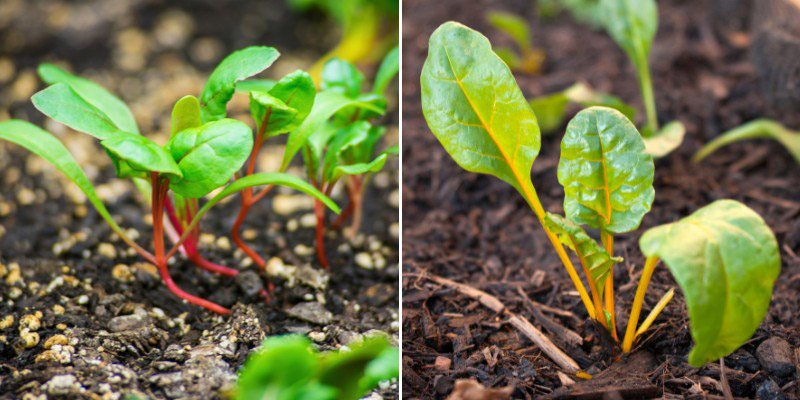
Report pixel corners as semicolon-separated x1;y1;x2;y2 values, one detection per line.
756;337;796;379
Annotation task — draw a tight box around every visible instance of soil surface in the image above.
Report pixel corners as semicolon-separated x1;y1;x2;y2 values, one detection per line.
402;0;800;398
0;1;399;399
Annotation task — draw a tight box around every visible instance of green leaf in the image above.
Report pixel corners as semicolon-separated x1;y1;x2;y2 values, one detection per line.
32;83;124;140
558;107;654;233
420;22;541;208
639;199;780;367
101;132;182;179
338;93;387;122
167;119;253;198
344;124;386;164
317;336;395;400
693;119;800;164
359;346;399;395
37;63;140;135
200;46;280;122
372;46;399;95
494;47;520;69
235;79;277;93
486;10;532;52
561;0;606;29
303;122;339;180
564;82;636;123
281;91;384;171
529;91;570;133
0;120;128;240
544;212;622;294
601;0;657;71
236;335;318;400
643;120;685;158
321;58;364;98
333;153;389;181
323;121;371;182
171;95;203;135
529;82;636;135
265;70;316;133
249;91;299;134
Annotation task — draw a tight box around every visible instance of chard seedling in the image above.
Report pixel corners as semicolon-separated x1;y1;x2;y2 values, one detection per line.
235;335;399;400
421;22;780;367
693;119;800;164
298;54;398;268
485;10;544;74
0;46;341;314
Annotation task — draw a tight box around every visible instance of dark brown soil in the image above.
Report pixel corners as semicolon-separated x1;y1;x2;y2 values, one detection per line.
401;0;800;398
0;1;399;399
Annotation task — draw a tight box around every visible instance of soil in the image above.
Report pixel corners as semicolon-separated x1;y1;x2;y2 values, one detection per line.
0;1;399;399
401;0;800;398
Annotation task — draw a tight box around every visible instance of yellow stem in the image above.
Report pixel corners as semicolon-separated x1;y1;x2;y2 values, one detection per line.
634;287;674;338
622;255;660;352
601;231;618;341
570;237;606;328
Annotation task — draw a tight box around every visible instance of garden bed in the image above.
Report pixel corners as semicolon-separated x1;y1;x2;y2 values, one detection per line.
0;1;399;399
401;0;799;398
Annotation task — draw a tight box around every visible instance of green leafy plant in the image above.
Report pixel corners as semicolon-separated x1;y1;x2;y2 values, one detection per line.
0;46;341;314
235;335;399;400
693;119;800;164
529;82;635;134
485;10;544;74
296;54;398;268
420;21;780;367
288;0;398;83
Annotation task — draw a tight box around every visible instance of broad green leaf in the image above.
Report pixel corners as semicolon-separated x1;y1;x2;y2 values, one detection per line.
101;132;182;179
200;46;280;122
601;0;657;70
359;346;400;395
558;107;654;233
37;63;140;134
32;84;124;140
643;120;685;158
317;336;395;400
281;91;384;171
338;93;387;122
544;212;622;294
343;126;390;165
167;119;253;198
171;95;202;135
321;58;364;98
529;92;569;133
303;122;339;180
333;153;388;181
323;121;370;182
236;335;318;400
693;119;800;164
235;79;277;93
639;199;780;367
486;10;532;52
0;120;127;239
420;22;541;208
372;46;399;95
265;70;316;133
249;91;298;134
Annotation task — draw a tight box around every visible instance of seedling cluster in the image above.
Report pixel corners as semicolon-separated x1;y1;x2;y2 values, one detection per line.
0;45;397;314
421;22;780;367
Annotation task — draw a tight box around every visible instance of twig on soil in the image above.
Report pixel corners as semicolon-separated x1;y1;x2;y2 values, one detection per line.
411;271;580;373
719;358;734;400
517;287;583;347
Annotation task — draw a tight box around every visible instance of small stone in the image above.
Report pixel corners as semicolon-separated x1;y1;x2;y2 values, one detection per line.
272;194;315;216
388;189;399;208
373;172;390;189
0;263;6;278
0;58;15;83
0;315;14;329
132;262;159;280
44;334;68;349
216;236;231;250
5;267;21;285
240;257;253;268
242;229;257;240
10;70;36;102
56;324;67;331
109;309;149;332
235;270;264;298
435;356;452;371
308;331;326;343
112;264;133;282
52;305;65;315
199;233;215;246
757;378;786;400
266;257;291;278
355;252;373;269
294;244;313;257
97;242;117;258
285;302;333;325
338;330;364;346
20;314;40;331
77;295;89;305
300;213;317;228
373;253;387;270
389;223;399;239
22;331;39;348
9;287;22;299
756;337;795;378
286;219;299;232
44;374;77;396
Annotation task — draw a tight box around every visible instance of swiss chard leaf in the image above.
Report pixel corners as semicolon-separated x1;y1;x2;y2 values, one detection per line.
235;79;276;93
32;83;124;140
167;119;253;198
317;336;394;400
601;0;657;72
333;152;389;181
281;91;384;171
37;63;140;135
529;82;636;134
0;120;128;239
642;120;685;158
235;335;320;400
249;91;298;134
372;46;399;95
558;106;654;233
544;212;622;294
303;122;340;180
322;121;371;182
486;10;532;52
170;95;203;135
321;58;364;98
200;46;280;122
639;199;780;367
420;22;541;207
261;70;316;134
693;119;800;164
101;132;182;179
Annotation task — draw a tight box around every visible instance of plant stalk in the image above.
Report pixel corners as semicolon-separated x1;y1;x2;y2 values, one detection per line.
570;238;607;328
622;255;660;352
601;230;618;341
638;62;659;136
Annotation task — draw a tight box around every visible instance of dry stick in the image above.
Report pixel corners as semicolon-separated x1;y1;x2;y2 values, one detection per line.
423;273;580;373
720;358;734;400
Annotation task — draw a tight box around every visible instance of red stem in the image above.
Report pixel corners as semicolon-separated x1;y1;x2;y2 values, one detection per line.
314;181;333;269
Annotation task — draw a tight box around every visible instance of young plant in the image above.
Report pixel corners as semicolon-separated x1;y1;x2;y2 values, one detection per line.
693;119;800;164
288;0;398;83
0;46;341;314
485;10;544;74
421;21;780;367
235;335;399;400
529;81;635;134
299;54;398;268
